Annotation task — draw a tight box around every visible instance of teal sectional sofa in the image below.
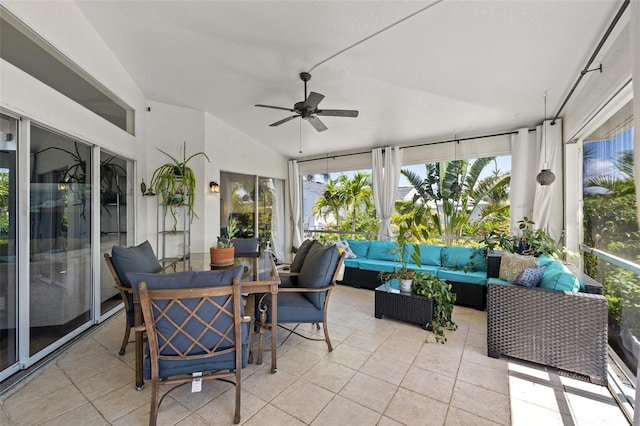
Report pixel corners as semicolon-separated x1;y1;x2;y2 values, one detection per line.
337;239;488;310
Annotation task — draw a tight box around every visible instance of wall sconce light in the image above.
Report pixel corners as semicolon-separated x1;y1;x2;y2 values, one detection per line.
140;179;155;196
58;183;69;191
209;181;220;193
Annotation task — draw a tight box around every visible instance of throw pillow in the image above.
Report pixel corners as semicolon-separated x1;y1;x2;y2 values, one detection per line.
343;239;370;258
513;266;546;287
290;239;316;273
498;252;538;282
299;243;340;309
329;240;356;258
111;240;162;288
539;261;581;292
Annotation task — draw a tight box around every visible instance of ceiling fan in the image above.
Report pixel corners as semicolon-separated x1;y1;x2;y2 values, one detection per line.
255;72;358;132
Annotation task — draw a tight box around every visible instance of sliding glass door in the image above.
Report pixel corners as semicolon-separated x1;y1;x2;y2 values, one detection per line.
0;113;18;374
29;125;93;355
219;172;286;262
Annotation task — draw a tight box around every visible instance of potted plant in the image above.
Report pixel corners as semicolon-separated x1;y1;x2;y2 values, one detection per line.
411;272;457;343
210;217;239;266
379;196;429;292
150;141;210;229
481;216;560;258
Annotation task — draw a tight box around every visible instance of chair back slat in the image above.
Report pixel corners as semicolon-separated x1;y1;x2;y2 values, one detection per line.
139;279;243;362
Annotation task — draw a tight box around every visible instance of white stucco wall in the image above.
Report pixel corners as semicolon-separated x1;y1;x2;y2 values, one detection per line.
204;112;289;251
0;1;151;242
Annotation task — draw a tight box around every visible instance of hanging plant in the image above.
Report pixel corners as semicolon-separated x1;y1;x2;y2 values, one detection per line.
150;142;210;229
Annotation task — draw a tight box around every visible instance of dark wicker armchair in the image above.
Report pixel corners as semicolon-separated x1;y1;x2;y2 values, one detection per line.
486;254;608;385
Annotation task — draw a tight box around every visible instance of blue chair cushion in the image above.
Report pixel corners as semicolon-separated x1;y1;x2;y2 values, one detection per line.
127;267;248;380
367;240;398;261
404;244;442;266
111;240;162;288
513;266;546;287
290;239;316;273
343;239;370;258
260;292;324;323
298;243;340;309
441;247;487;272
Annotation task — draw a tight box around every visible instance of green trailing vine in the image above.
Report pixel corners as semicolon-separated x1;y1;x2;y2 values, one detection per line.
411;272;457;343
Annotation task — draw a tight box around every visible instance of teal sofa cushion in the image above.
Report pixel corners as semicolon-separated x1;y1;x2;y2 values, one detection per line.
539;261;580;292
358;259;397;273
441;247;487;272
343;258;362;269
402;243;442;266
419;244;443;266
437;269;487;285
367;240;398;262
413;264;440;275
343;239;370;258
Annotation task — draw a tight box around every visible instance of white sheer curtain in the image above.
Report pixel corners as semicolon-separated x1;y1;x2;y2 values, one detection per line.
532;119;563;242
509;128;538;235
288;160;303;248
372;146;403;240
264;178;285;262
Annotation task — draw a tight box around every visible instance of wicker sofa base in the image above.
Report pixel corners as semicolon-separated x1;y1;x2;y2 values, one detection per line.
338;267;383;290
487;281;608;385
448;281;486;310
340;266;487;310
375;285;434;329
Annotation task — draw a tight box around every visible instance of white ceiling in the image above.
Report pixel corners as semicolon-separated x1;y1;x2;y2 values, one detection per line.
75;0;621;160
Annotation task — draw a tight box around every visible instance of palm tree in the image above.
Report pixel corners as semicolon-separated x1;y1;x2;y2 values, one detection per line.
401;157;510;243
312;179;343;229
585;149;635;196
334;172;373;234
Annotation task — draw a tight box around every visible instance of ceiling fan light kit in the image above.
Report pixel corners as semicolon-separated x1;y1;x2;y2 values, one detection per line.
255;72;358;132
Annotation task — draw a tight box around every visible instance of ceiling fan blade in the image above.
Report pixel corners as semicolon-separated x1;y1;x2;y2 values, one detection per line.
255;104;295;112
302;92;324;110
305;115;328;132
315;109;359;118
269;115;298;127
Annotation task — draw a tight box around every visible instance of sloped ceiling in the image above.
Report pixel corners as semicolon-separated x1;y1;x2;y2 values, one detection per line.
75;0;622;159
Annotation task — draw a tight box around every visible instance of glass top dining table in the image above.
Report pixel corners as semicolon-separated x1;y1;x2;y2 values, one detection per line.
133;252;281;390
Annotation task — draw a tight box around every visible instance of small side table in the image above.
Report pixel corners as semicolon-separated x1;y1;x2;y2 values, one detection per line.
374;281;434;330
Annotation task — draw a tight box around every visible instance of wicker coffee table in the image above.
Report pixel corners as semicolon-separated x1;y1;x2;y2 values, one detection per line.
374;281;434;329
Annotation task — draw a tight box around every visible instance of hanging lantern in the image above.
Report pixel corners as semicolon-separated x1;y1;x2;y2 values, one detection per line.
536;169;556;185
537;95;555;186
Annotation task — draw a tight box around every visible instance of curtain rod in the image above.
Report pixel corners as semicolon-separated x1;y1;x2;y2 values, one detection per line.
296;128;535;163
551;0;629;124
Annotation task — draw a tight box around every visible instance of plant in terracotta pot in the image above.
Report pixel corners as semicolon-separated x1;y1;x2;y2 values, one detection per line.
150;142;210;230
210;217;239;266
412;272;457;343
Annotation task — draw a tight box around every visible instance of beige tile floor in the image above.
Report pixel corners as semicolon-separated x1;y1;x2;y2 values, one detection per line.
0;285;630;425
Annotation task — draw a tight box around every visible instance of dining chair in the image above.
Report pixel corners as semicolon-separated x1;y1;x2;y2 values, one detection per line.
104;240;179;355
129;267;250;425
256;243;345;352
